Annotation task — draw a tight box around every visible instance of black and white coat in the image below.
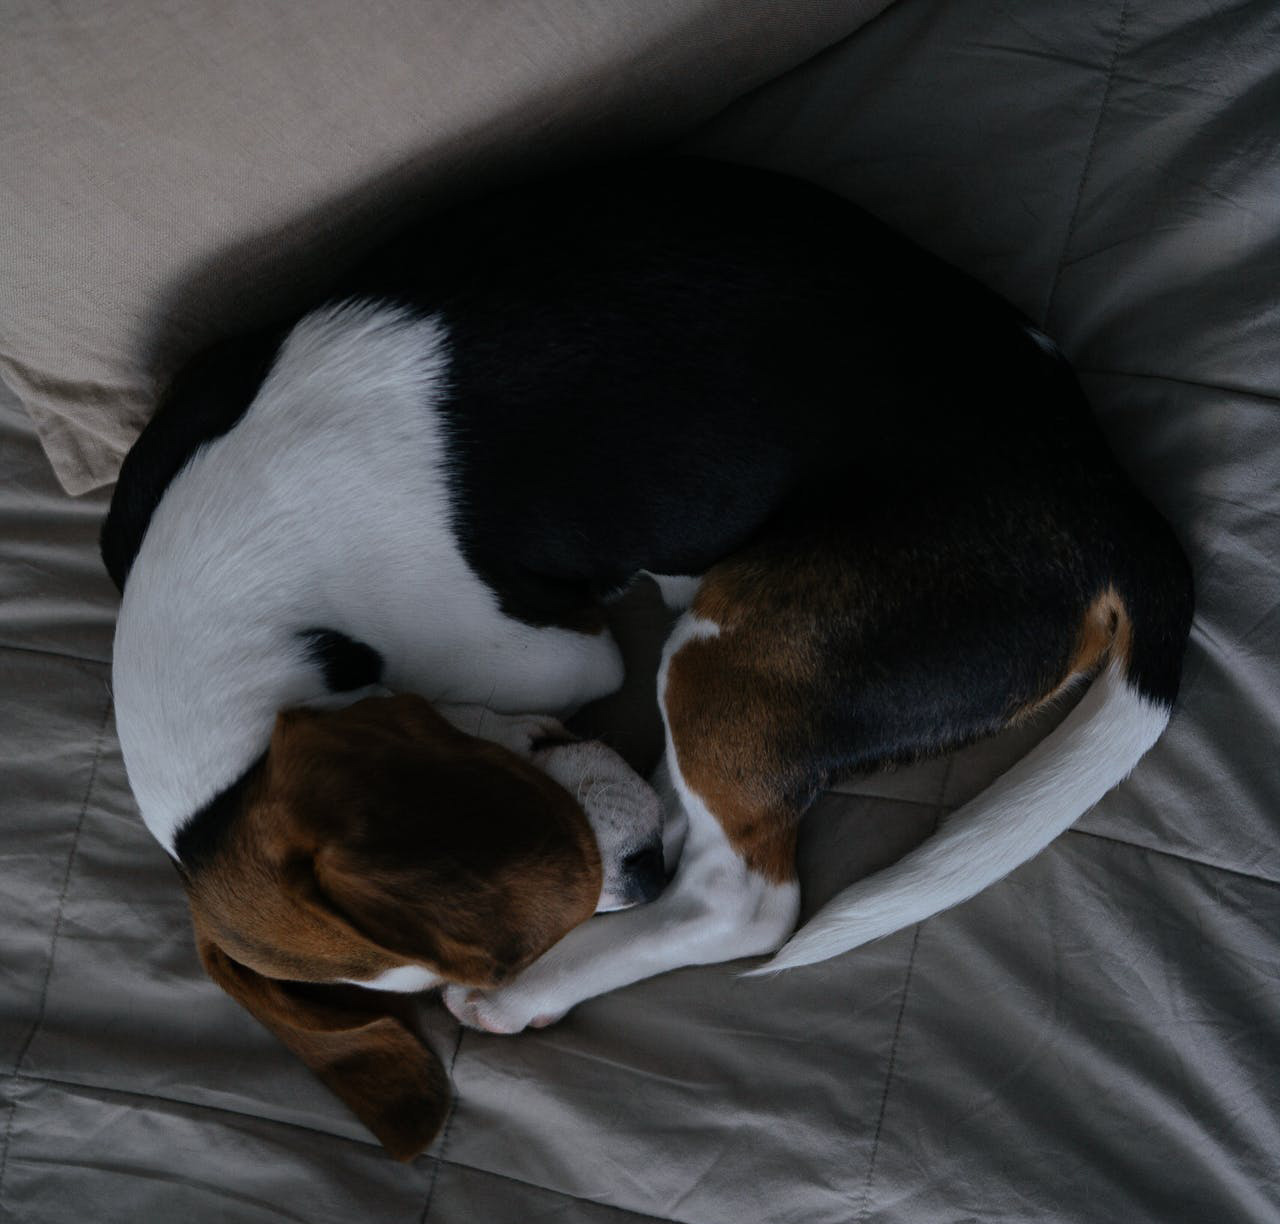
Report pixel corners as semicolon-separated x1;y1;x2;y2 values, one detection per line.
104;158;1192;1035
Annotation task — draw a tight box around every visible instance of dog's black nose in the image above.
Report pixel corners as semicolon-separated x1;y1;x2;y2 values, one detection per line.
622;843;666;904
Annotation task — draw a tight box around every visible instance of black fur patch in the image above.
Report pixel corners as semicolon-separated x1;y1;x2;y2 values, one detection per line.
100;327;286;591
173;760;261;872
108;155;1192;717
299;629;384;693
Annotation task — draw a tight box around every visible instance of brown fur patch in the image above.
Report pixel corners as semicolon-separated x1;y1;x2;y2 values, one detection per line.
1015;587;1135;719
1071;586;1134;675
196;927;449;1161
185;694;602;988
661;567;820;885
181;693;603;1160
661;553;1142;886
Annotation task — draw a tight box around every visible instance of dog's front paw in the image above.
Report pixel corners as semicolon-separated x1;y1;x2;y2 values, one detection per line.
502;713;576;757
442;983;570;1036
436;705;573;758
477;711;574;759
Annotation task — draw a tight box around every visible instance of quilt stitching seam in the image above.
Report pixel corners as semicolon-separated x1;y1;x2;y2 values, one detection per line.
420;1156;681;1224
856;921;924;1224
1;1068;379;1151
0;689;111;1201
0;641;112;668
681;0;901;136
1042;0;1131;331
419;1024;467;1224
824;797;1280;889
1076;366;1280;406
855;756;952;1222
1068;827;1280;890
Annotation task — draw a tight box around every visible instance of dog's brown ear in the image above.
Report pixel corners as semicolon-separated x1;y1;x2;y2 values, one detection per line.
195;929;449;1161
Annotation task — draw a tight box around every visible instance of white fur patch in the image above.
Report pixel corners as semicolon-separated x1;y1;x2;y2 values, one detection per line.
114;301;623;854
1023;324;1061;358
340;964;443;993
645;572;703;610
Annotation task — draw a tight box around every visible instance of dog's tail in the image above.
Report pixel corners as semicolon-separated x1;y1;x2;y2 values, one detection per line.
751;508;1194;975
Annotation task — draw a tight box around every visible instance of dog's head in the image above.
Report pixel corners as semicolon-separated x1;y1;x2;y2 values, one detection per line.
179;693;662;1159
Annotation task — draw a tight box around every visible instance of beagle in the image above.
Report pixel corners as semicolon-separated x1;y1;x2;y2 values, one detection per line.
102;157;1193;1159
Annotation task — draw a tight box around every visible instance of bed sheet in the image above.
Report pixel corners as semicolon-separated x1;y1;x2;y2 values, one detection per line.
3;0;1279;1219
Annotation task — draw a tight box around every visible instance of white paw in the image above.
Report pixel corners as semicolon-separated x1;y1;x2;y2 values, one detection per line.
442;983;569;1036
490;713;574;758
438;704;574;757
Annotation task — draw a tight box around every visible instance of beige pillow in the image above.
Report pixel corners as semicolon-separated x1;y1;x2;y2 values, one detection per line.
1;0;892;496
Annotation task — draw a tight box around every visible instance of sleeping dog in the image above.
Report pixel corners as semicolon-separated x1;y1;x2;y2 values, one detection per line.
102;157;1193;1159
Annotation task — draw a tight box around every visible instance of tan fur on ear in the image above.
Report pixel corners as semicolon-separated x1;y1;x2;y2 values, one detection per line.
196;926;449;1162
177;693;600;1159
264;694;602;986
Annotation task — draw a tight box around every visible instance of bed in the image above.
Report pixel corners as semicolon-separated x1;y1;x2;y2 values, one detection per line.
3;1;1278;1219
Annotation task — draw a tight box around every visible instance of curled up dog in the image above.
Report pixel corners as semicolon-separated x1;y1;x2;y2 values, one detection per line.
102;158;1193;1158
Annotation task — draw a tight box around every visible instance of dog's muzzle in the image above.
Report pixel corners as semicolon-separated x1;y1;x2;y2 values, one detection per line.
616;840;666;907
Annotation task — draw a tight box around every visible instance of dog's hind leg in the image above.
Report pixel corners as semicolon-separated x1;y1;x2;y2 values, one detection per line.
689;476;1191;973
